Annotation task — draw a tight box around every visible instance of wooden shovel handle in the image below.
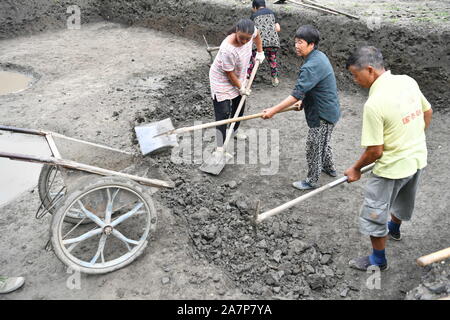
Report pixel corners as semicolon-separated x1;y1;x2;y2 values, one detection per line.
417;247;450;267
255;163;375;224
222;59;261;148
228;104;301;122
169;105;301;136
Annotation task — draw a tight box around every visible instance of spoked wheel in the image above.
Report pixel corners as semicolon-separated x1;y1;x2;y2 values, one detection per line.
38;164;87;224
51;176;157;274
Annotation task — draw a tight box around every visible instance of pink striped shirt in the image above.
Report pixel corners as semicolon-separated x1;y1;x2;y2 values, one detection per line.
209;30;257;102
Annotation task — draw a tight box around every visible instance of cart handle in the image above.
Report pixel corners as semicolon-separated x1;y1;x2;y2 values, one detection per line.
0;151;174;189
0;125;47;136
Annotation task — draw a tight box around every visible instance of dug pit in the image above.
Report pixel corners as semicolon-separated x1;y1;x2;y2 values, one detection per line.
0;0;448;300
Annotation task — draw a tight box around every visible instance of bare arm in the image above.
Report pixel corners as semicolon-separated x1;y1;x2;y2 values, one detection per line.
344;145;383;182
224;70;242;89
255;30;263;53
424;108;432;130
262;95;300;119
275;23;281;33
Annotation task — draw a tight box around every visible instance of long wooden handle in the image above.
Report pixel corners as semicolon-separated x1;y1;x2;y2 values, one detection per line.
0;151;174;189
167;105;301;136
0;125;47;136
0;125;133;155
255;163;375;224
222;59;261;148
417;247;450;267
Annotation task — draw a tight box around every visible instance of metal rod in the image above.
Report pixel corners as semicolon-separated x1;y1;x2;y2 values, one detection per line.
0;125;46;136
302;0;360;19
255;163;375;224
49;132;133;156
286;0;338;15
45;134;62;159
0;125;133;155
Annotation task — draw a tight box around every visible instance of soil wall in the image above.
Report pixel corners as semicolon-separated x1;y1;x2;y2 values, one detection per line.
99;0;450;110
0;0;103;39
1;0;448;109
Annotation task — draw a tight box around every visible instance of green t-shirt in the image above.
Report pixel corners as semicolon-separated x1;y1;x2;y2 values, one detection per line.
361;71;431;179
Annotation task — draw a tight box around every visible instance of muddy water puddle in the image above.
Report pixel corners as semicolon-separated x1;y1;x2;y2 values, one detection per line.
0;70;33;95
0;131;51;207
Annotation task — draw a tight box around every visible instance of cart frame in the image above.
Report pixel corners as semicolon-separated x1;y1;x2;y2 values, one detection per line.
0;125;174;274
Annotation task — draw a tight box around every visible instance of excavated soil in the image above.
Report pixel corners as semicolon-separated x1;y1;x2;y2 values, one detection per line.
0;0;449;300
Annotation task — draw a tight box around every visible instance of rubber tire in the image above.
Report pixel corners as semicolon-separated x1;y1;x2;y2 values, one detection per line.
38;164;90;224
50;176;157;274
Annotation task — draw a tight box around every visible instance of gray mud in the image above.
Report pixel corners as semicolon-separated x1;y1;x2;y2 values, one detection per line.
134;63;450;300
1;0;449;110
98;0;450;111
0;0;449;300
406;262;449;300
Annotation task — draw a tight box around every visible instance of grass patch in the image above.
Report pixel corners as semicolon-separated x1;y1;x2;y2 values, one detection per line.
433;11;449;18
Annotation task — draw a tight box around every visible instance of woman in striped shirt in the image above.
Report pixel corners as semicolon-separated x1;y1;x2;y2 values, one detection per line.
209;19;265;156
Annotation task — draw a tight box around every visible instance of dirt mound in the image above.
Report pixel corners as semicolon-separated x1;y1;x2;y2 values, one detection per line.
0;0;103;39
135;67;213;126
405;262;450;300
133;66;342;299
99;0;450;111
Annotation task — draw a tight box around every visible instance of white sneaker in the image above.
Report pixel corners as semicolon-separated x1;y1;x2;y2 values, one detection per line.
0;276;25;294
271;77;280;87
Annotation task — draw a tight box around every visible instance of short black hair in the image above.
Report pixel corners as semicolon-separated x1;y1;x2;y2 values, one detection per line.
252;0;266;9
227;18;255;36
346;46;384;70
295;25;320;49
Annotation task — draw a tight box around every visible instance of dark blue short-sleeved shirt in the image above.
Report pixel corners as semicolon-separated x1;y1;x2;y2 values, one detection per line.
291;49;340;128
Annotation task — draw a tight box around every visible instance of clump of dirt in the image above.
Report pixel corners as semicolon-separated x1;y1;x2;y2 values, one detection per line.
405;262;450;300
136;67;213;125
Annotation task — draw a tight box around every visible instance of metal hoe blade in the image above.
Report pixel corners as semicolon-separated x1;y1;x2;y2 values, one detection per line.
135;118;178;156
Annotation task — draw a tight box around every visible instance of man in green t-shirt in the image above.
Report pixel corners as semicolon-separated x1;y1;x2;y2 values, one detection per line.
344;46;433;271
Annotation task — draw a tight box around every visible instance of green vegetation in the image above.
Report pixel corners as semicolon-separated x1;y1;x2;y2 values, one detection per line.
414;17;433;22
433;11;449;18
386;6;401;11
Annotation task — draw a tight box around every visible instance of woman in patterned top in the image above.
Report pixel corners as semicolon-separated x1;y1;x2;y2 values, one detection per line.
209;19;265;156
248;0;281;87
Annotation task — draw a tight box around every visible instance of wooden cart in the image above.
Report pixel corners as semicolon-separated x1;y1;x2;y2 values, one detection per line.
0;125;174;274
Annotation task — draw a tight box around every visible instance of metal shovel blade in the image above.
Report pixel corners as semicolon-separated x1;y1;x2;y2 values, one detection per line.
199;149;232;175
135;118;178;156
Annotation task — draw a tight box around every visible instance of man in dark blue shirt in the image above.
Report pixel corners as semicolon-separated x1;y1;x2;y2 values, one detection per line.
263;25;340;190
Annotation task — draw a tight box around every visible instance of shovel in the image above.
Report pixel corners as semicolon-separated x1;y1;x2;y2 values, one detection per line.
135;105;300;156
135;118;179;155
251;163;375;230
199;59;261;175
203;35;220;63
